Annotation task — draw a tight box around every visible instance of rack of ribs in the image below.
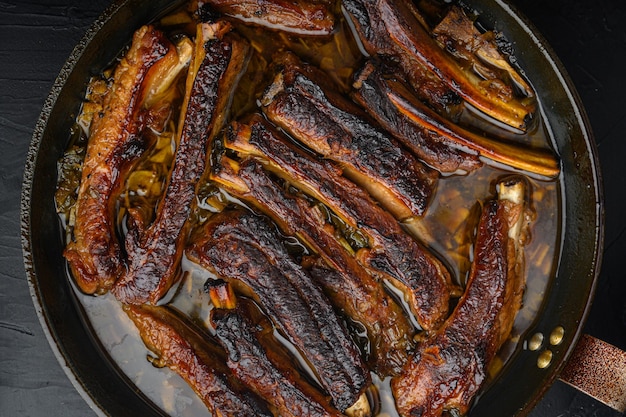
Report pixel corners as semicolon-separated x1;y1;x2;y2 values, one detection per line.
186;209;371;412
211;150;416;376
222;115;453;331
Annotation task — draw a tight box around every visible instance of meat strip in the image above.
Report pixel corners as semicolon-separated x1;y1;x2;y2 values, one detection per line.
186;209;370;412
342;0;461;118
64;26;171;295
223;116;452;330
112;22;251;304
200;0;336;36
352;62;481;174
124;304;273;416
391;177;529;417
353;63;560;178
211;153;415;376
343;0;535;131
261;53;438;220
211;304;343;417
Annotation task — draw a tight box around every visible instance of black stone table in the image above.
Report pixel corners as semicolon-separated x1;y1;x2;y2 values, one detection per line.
1;0;625;416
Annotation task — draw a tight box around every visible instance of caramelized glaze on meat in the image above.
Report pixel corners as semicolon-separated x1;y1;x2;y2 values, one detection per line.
261;53;438;220
186;210;370;411
342;0;462;117
343;0;536;131
211;304;343;417
63;26;171;295
124;304;273;416
112;22;251;304
392;178;528;417
223;115;453;330
211;153;415;375
200;0;336;35
352;62;481;174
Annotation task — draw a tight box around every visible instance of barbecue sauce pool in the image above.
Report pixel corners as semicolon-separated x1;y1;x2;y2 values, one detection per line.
56;2;560;416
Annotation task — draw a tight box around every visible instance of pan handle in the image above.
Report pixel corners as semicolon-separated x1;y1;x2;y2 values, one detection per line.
558;334;626;413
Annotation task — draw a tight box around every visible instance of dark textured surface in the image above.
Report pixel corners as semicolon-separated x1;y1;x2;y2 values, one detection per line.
1;1;625;416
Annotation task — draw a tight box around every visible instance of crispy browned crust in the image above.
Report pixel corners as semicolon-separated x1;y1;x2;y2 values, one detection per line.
124;304;273;416
200;0;336;35
211;305;343;417
343;0;536;130
342;0;462;117
261;53;438;220
353;62;559;178
211;154;416;376
223;115;452;331
64;25;171;295
186;209;370;412
392;179;528;417
352;62;481;174
112;22;251;305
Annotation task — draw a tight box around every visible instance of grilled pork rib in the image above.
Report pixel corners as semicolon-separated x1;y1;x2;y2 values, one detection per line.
124;304;273;416
343;0;535;131
64;26;171;295
353;62;481;174
200;0;336;35
211;303;344;417
212;153;415;376
353;62;560;178
432;5;534;102
392;178;529;417
186;210;370;412
223;115;453;331
342;0;461;117
261;53;438;220
112;22;251;304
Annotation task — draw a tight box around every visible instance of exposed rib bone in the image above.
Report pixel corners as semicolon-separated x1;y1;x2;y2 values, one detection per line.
392;177;529;417
353;62;560;178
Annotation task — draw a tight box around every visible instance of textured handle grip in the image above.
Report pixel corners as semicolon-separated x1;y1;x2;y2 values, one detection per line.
559;334;626;412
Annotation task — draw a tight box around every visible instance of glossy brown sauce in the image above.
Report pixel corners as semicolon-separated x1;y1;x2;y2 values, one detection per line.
57;2;560;416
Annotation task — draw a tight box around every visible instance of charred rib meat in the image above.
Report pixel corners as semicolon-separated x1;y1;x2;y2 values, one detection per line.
200;0;336;36
353;62;481;174
186;210;370;411
124;304;273;416
342;0;461;117
211;152;415;376
112;22;251;304
261;54;438;220
392;178;529;417
211;302;344;417
353;63;560;178
343;0;536;131
64;26;171;295
56;2;556;415
223;116;453;331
